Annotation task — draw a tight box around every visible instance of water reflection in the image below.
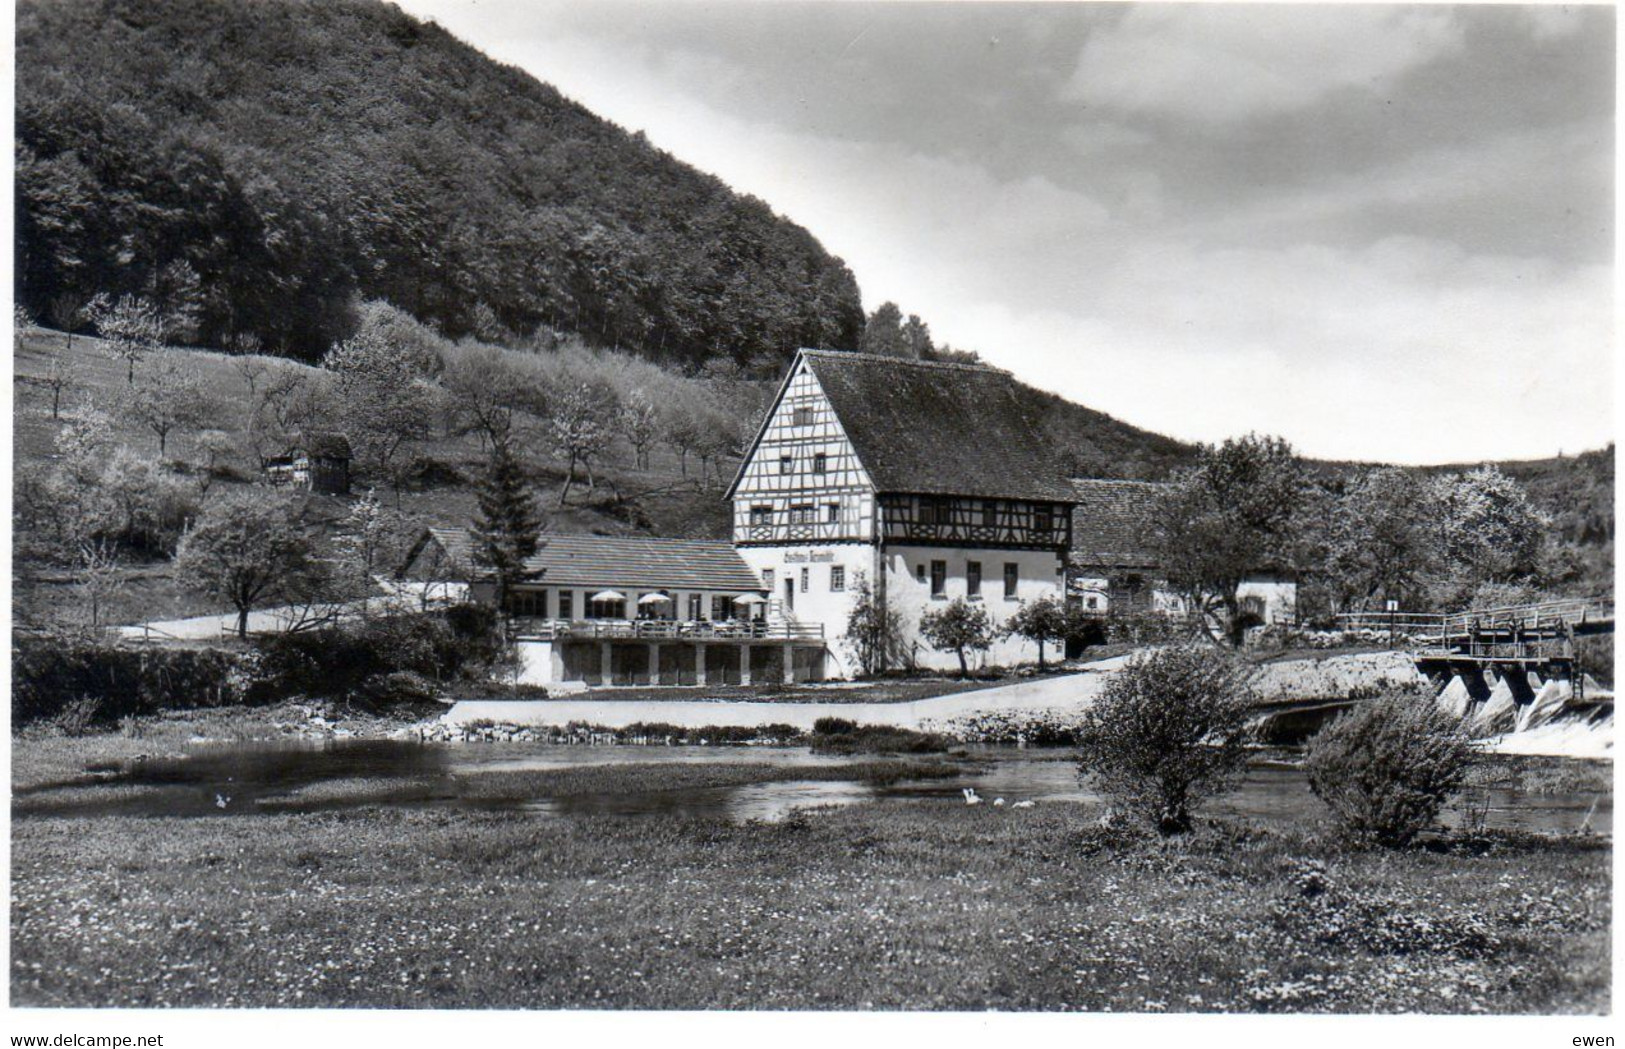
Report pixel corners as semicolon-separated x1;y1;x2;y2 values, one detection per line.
13;739;1612;837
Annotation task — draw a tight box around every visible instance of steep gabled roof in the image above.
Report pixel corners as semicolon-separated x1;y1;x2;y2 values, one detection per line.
412;528;766;593
794;349;1078;503
1069;478;1168;570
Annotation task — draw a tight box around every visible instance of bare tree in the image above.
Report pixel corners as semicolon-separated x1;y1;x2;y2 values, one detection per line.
42;352;76;419
47;291;91;352
233;354;271;401
620;390;659;470
76;538;125;630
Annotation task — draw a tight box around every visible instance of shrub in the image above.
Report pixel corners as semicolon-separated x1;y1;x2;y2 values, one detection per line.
812;716;858;736
1305;690;1472;846
808;724;949;755
253;611;490;705
1075;644;1254;834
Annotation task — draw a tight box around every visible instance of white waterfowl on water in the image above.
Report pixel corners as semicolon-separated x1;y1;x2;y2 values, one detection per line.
962;788;982;806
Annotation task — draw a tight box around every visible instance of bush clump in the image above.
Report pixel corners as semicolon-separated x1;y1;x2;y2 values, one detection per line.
1075;644;1254;834
811;716;857;736
808;724;950;755
253;606;510;707
12;630;252;727
1305;690;1472;847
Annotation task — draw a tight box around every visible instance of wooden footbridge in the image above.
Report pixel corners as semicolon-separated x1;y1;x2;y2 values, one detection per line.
1337;598;1613;701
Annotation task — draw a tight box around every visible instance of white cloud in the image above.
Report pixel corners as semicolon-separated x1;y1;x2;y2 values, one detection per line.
1067;6;1465;123
397;0;1612;463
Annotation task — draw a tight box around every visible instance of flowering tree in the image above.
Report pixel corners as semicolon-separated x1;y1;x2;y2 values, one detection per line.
88;293;164;385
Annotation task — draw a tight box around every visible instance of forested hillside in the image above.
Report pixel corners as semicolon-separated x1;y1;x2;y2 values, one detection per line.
15;0;863;366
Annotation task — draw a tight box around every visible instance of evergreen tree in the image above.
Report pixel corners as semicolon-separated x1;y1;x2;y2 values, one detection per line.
470;439;544;611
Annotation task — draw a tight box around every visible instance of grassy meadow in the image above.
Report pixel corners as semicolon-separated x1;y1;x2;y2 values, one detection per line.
10;729;1611;1013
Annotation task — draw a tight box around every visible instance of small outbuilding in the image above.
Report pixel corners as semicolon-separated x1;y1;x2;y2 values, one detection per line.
264;431;352;495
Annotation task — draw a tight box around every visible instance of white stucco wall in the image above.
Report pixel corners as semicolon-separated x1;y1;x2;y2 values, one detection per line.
737;543;1066;676
882;545;1067;671
1236;578;1299;625
736;543;875;678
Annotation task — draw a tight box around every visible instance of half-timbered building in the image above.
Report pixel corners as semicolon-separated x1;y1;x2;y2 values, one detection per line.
728;349;1078;675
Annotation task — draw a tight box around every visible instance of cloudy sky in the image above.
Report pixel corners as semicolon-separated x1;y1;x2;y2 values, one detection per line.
397;1;1613;464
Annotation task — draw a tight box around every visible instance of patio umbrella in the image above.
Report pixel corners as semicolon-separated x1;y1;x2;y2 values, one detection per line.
590;590;627;603
733;594;767;605
637;593;672;606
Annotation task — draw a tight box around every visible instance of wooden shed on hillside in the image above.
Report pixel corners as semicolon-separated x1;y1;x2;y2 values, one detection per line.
264;431;352;495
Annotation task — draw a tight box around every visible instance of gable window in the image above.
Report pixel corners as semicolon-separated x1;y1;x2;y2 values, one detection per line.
830;566;846;591
967;561;982;599
750;505;773;526
825;503;840;524
930;560;947;598
779;455;794;475
792;406;815;427
812;453;828;475
1004;563;1019;600
558;591;573;620
982;500;998;528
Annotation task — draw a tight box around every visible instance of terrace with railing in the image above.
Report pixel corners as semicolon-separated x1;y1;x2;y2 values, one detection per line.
509;618;826;642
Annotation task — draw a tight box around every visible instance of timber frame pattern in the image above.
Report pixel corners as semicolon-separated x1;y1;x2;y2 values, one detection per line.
730;352;1073;553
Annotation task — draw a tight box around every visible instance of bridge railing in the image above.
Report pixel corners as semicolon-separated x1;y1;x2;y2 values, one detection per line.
1440;598;1613;638
1333;611;1445;635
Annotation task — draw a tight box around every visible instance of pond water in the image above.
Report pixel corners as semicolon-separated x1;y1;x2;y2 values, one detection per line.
14;739;1612;837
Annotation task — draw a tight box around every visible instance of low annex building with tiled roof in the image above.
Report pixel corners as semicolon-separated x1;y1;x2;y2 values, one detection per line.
401;529;766;620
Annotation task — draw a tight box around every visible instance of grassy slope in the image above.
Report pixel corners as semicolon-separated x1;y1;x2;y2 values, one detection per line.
9;746;1609;1011
13;327;734;626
